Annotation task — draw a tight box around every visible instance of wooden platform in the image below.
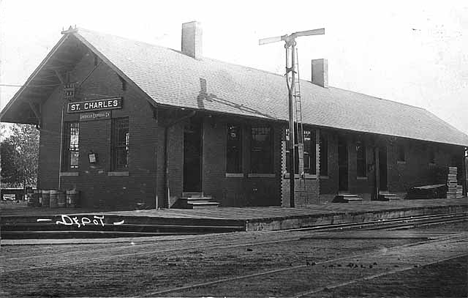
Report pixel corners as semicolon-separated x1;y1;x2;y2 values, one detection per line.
2;198;467;234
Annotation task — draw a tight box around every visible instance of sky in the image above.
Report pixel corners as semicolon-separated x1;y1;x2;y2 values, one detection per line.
1;0;467;135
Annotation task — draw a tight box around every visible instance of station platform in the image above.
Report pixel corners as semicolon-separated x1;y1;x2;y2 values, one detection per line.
2;198;467;238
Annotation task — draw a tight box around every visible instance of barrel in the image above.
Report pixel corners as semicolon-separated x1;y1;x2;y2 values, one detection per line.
41;190;50;208
24;187;33;204
28;189;40;207
57;191;66;208
37;190;43;207
49;190;58;208
66;190;79;208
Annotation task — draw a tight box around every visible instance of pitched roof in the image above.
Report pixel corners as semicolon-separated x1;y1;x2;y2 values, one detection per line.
2;28;468;147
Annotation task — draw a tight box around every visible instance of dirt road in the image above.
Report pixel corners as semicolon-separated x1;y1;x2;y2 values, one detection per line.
2;222;467;297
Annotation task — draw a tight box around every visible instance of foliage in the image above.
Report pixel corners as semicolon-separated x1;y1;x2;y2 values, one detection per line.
0;124;39;188
0;139;20;185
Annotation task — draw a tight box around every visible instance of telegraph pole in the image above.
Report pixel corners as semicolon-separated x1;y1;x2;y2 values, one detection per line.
259;28;325;208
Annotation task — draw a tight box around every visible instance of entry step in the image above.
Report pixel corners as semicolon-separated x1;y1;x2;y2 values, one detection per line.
179;192;220;209
376;191;402;201
187;201;220;209
332;193;363;203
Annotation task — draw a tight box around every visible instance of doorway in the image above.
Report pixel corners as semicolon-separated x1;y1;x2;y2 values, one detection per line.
183;117;203;192
379;145;388;191
338;137;348;192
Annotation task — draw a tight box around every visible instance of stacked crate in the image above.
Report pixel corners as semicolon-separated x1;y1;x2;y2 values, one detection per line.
446;167;458;199
456;185;463;198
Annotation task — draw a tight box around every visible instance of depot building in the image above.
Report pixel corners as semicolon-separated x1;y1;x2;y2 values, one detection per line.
1;22;467;210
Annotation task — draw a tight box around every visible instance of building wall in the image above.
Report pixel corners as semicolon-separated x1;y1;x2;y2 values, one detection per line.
36;52;466;210
161;115;282;207
317;129;466;200
319;129;339;195
387;139;465;193
154;114;282;207
347;133;375;198
387;139;428;192
201;116;225;203
38;51;159;210
318;130;376;201
244;121;282;206
166;121;185;207
280;128;320;207
155;122;166;207
202;117;282;207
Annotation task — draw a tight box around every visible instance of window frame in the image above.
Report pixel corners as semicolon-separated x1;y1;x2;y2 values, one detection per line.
356;140;367;178
62;121;80;172
226;124;243;174
319;134;328;176
250;126;274;174
285;128;316;175
111;117;129;172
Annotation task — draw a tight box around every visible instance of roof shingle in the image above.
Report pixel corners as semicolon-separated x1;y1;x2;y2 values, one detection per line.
3;28;468;147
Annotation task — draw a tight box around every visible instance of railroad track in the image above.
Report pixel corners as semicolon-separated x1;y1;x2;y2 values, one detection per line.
289;212;468;232
138;213;468;297
2;209;466;240
141;233;468;297
4;212;466;274
3;215;467;297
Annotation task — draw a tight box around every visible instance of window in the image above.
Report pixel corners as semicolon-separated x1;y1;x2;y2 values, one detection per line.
303;130;316;175
62;122;80;171
226;124;242;173
286;129;316;175
250;126;273;173
356;140;366;177
111;118;129;171
320;134;328;176
397;144;405;162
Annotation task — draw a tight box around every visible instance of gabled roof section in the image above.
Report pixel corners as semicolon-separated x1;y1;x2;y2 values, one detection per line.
0;33;88;124
2;28;468;147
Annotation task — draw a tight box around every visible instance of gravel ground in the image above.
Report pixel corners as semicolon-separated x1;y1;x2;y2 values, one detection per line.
412;220;468;232
162;232;467;297
2;223;467;297
3;237;419;297
318;255;468;298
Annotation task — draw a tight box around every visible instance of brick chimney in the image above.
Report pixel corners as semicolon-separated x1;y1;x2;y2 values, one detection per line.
181;21;203;59
311;59;328;88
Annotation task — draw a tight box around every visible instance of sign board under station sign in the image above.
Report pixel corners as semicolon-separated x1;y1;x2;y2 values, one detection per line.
79;111;111;121
67;97;123;113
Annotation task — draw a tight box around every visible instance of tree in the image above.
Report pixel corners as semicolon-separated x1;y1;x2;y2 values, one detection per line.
0;139;20;185
0;124;39;188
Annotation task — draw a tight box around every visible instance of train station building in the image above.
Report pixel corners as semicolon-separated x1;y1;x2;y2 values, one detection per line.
1;22;467;210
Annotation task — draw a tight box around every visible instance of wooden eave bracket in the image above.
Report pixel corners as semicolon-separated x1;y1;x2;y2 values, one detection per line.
54;70;65;84
28;101;42;128
77;59;102;87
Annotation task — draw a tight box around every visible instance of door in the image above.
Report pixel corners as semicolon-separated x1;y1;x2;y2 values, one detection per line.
338;137;348;192
183;117;203;192
379;145;388;191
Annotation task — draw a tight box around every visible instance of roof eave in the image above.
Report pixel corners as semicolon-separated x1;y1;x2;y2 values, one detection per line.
0;34;72;125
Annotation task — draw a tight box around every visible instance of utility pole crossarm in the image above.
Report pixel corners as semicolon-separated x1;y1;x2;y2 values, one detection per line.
291;28;325;39
258;35;287;45
259;28;325;45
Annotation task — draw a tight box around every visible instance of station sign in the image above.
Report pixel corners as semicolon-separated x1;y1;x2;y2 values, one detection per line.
67;97;123;113
79;111;111;122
